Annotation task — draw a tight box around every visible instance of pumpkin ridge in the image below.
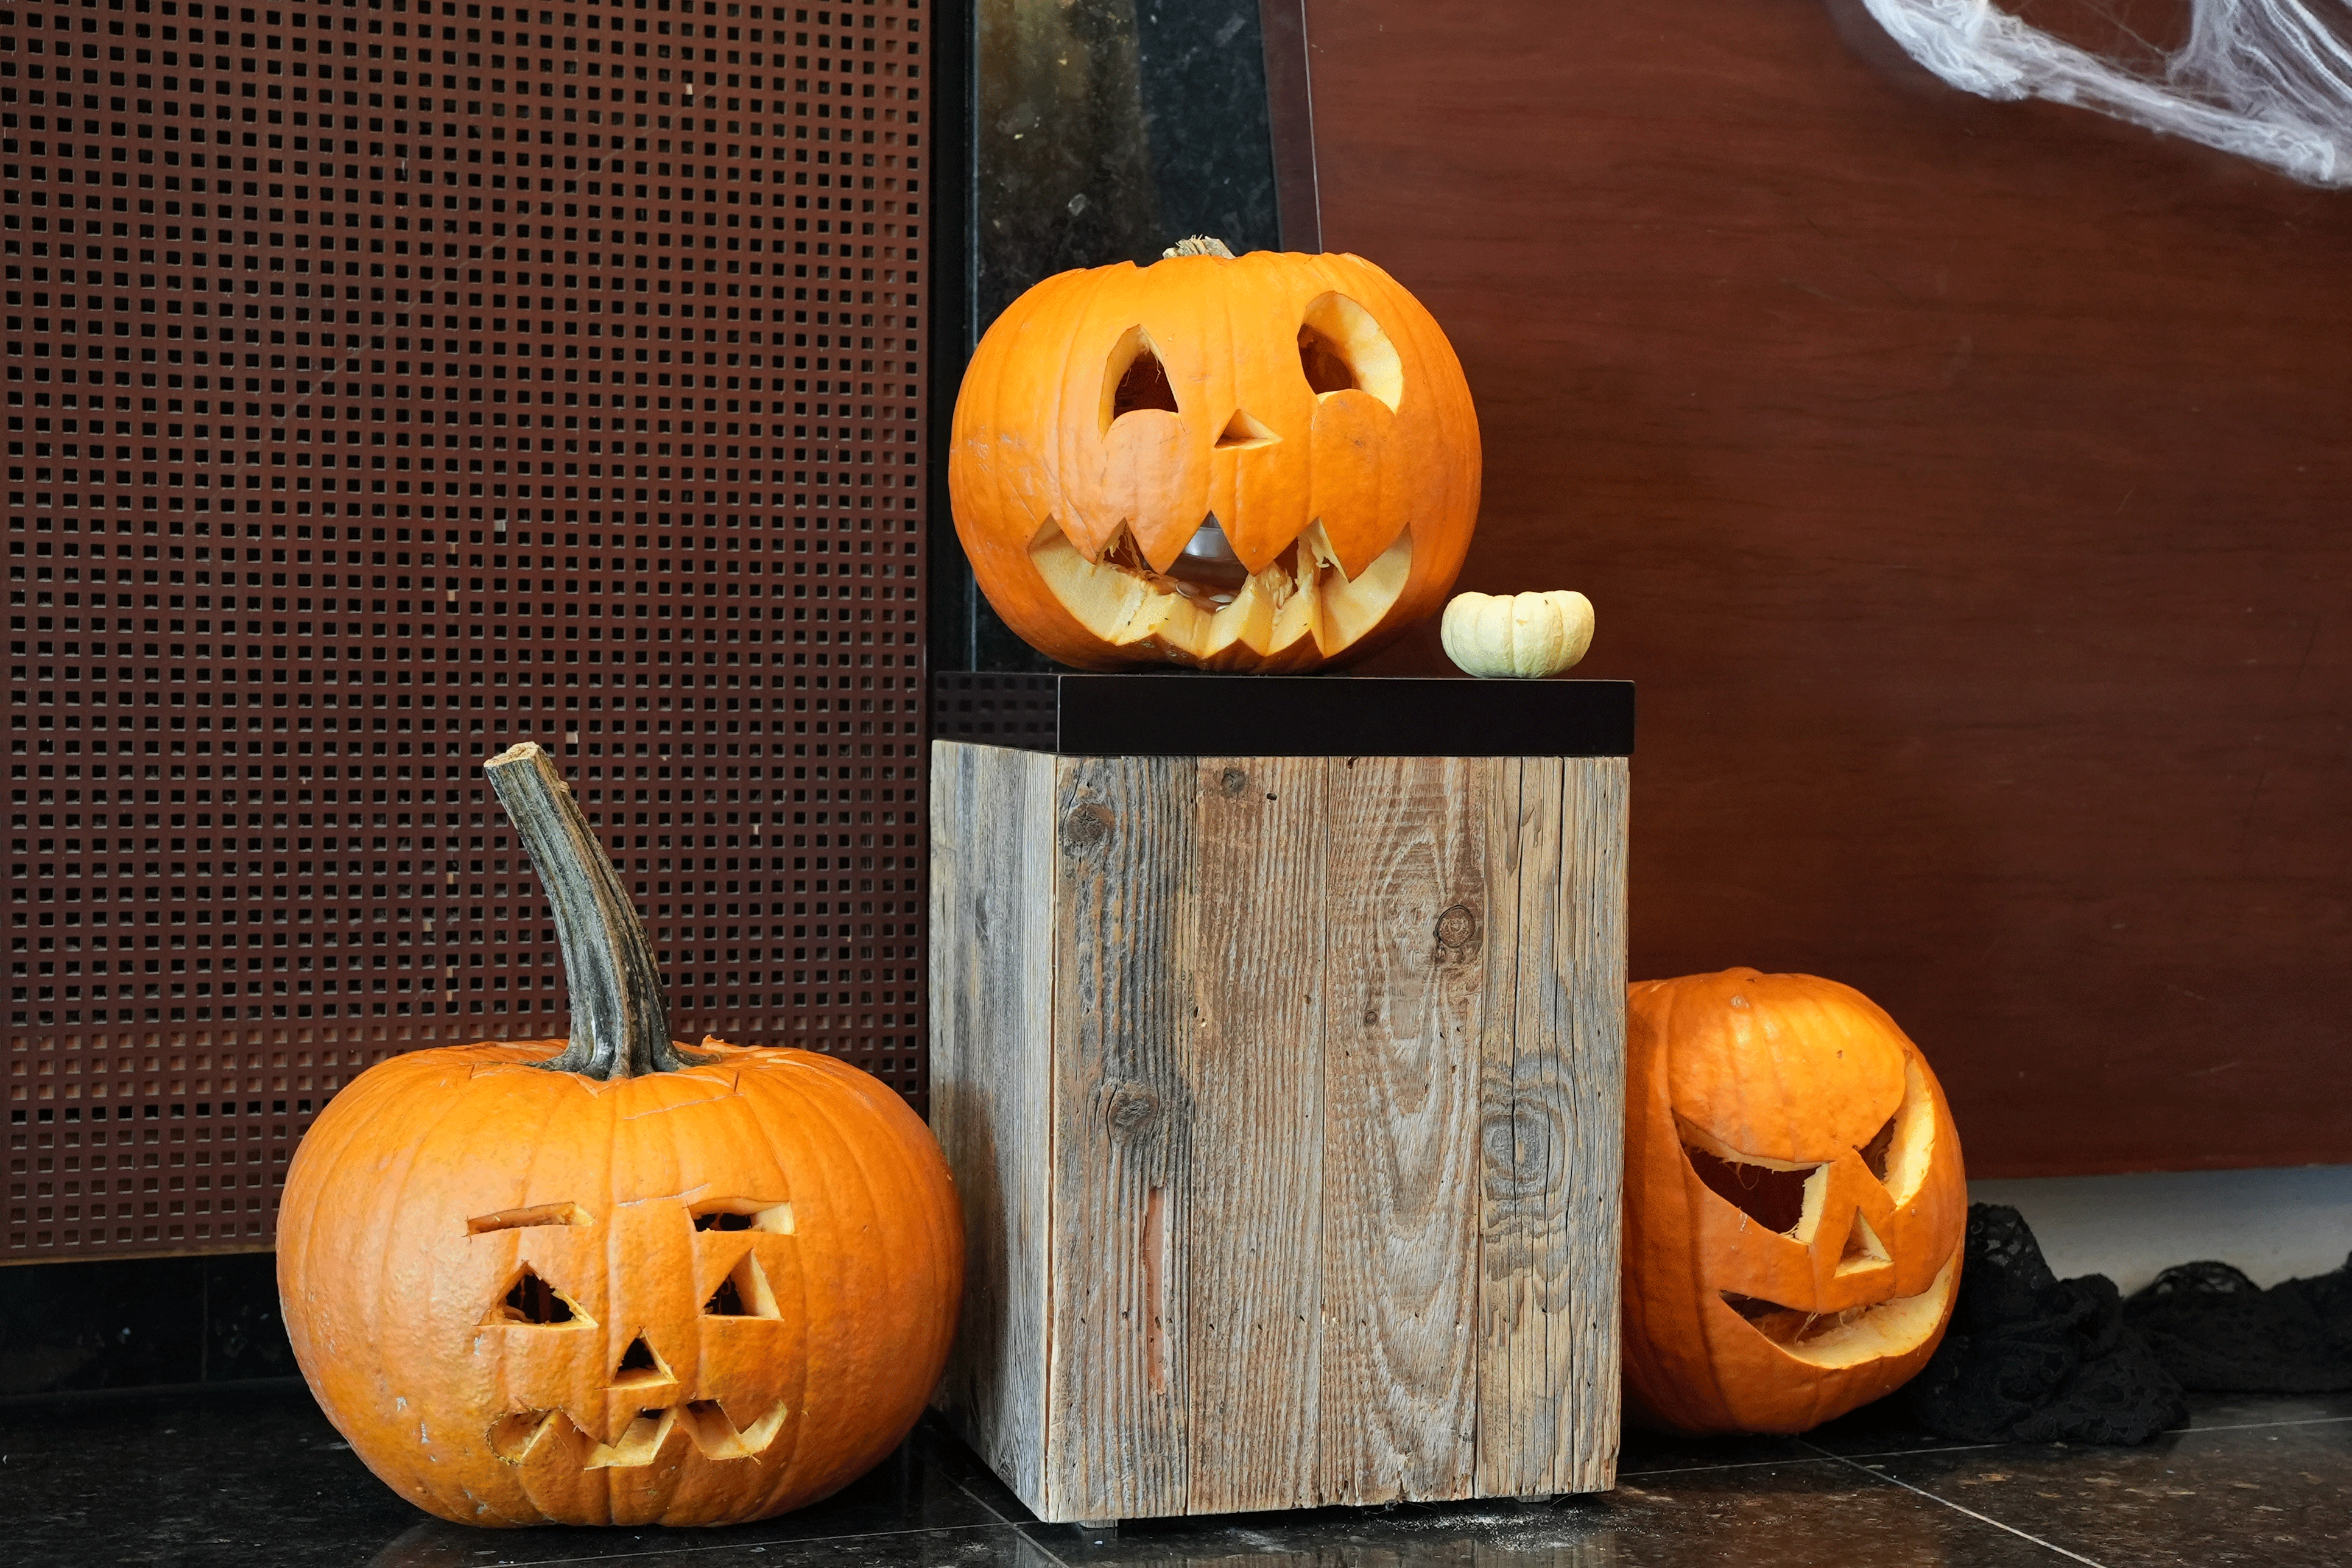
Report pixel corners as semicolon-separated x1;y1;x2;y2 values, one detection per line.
712;1251;800;1502
481;1074;556;1521
630;1075;700;1522
480;1050;601;1520
755;1069;833;1507
1047;269;1116;557
739;1064;877;1510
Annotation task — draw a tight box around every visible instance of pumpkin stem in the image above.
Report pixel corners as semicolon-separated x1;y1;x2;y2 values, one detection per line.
1163;235;1237;259
484;742;711;1080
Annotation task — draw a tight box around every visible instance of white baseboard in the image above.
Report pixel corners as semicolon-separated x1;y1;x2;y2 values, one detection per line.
1968;1165;2352;1296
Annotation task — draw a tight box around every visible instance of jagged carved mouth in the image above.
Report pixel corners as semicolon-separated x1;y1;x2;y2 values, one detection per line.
1716;1252;1960;1367
488;1399;791;1469
1030;513;1412;664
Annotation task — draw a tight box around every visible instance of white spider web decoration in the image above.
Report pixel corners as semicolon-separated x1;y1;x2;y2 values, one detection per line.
1858;0;2352;185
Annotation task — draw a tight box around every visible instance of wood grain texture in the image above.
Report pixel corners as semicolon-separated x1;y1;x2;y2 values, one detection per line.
1317;755;1485;1504
1044;754;1199;1522
929;741;1622;1521
1473;758;1624;1498
1551;758;1628;1496
1184;756;1328;1513
1475;757;1564;1499
1305;0;2352;1173
926;742;1058;1506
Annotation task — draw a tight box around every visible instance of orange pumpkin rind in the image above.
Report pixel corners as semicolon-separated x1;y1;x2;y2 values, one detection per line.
1622;969;1966;1435
278;745;962;1527
949;244;1482;672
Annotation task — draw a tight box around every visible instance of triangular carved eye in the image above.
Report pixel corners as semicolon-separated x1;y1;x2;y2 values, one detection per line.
1297;293;1405;410
691;1200;794;1234
703;1251;782;1319
1298;322;1359;395
1870;1058;1939;1205
484;1267;594;1327
1859;1115;1898;1183
1685;1144;1817;1236
1105;326;1179;423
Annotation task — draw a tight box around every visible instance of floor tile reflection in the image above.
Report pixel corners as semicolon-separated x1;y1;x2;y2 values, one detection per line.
1025;1461;2066;1567
5;1383;2352;1566
1864;1412;2352;1567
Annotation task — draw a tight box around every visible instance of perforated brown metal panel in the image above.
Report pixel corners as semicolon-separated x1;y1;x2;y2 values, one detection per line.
3;0;932;1260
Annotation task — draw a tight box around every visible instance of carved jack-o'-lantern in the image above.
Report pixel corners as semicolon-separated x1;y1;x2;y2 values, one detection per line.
949;237;1481;671
278;745;961;1527
1622;969;1966;1434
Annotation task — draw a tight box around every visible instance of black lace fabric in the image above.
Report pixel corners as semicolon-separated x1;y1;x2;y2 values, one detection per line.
2123;1255;2352;1393
1904;1204;2187;1444
1903;1204;2352;1443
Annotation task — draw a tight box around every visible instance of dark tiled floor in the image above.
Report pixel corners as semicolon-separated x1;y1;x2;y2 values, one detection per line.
2;1383;2345;1567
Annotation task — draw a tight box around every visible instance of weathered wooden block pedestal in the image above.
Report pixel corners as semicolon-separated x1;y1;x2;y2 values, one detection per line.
928;675;1633;1524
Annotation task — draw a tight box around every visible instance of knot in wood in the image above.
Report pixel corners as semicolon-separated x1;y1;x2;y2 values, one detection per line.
1104;1081;1164;1141
1435;904;1479;950
1060;801;1116;856
1218;766;1249;797
1482;1091;1566;1213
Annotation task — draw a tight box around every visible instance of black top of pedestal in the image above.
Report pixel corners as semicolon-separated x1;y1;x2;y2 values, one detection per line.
932;672;1635;758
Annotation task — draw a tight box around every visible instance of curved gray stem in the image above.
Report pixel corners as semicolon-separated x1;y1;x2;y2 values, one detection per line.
484;742;709;1078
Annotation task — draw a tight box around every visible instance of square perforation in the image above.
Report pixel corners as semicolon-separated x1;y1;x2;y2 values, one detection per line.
7;0;931;1260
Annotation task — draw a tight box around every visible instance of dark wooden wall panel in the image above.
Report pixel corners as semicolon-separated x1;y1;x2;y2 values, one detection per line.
7;0;935;1260
1305;0;2352;1176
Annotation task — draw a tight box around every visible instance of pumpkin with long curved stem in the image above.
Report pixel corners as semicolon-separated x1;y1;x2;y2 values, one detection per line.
278;744;962;1528
949;236;1482;671
1622;968;1966;1434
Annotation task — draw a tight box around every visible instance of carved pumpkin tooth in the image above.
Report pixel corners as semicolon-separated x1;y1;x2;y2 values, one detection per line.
486;1409;572;1465
1025;517;1417;670
681;1399;792;1460
582;1408;677;1471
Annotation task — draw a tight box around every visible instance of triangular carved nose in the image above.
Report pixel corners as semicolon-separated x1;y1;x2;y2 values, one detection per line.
1214;408;1281;449
610;1333;675;1390
1835;1207;1892;1276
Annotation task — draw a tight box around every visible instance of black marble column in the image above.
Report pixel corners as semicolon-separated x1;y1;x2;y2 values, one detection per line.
0;1253;293;1397
931;0;1290;671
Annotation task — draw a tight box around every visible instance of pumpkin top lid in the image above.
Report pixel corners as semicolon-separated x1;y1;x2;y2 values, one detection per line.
1161;235;1239;259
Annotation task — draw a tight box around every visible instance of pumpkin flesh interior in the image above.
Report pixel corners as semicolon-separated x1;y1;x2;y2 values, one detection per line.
1030;514;1412;663
1716;1251;1959;1369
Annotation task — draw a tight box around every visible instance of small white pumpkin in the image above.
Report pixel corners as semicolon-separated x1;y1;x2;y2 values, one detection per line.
1441;590;1597;678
